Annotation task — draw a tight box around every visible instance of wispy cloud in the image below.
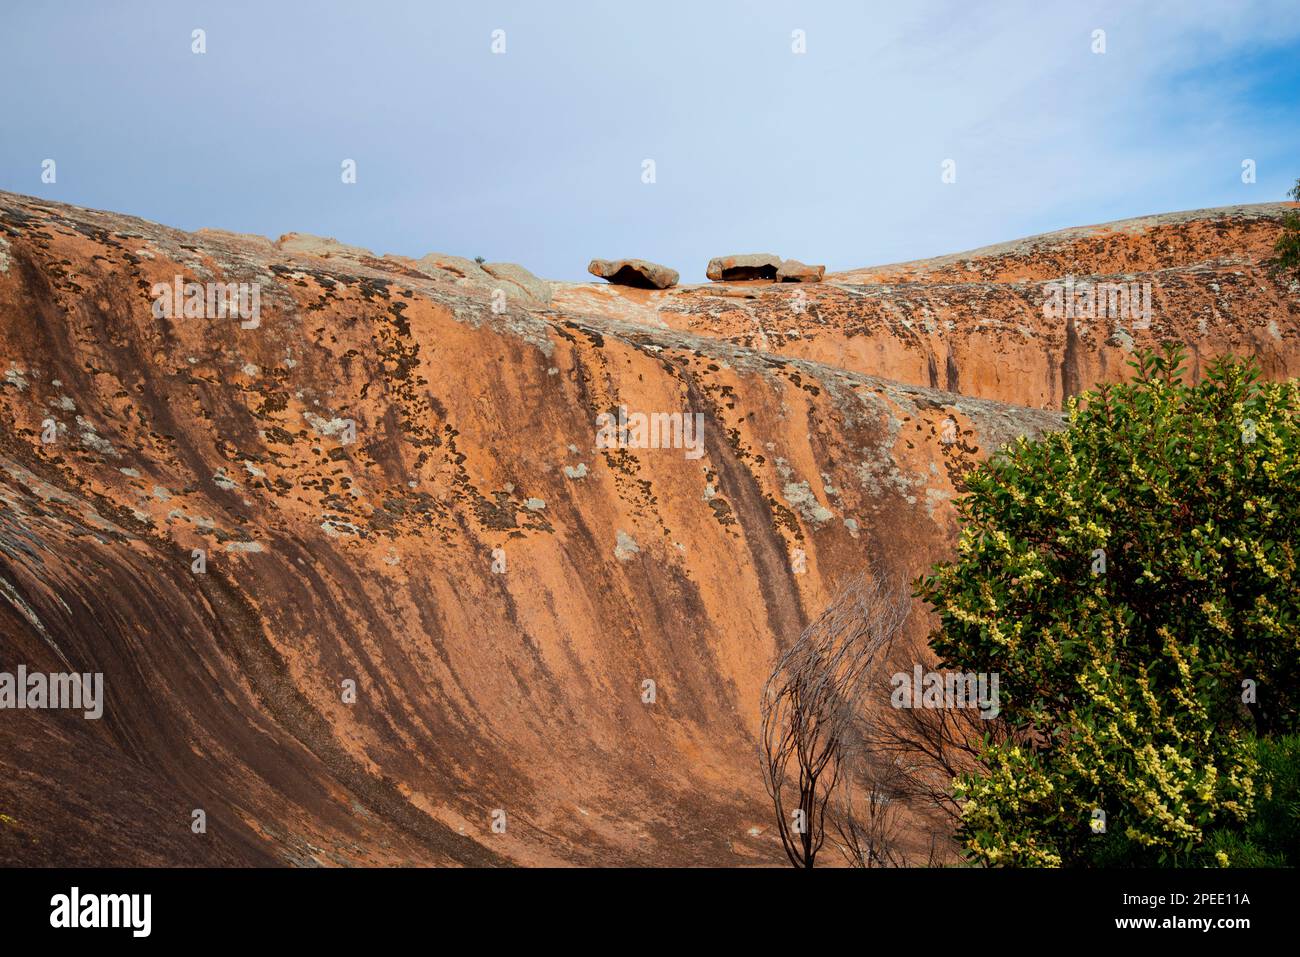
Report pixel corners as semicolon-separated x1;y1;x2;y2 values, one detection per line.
1;0;1296;281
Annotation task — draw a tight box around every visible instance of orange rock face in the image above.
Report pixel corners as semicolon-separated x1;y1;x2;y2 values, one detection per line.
0;191;1290;866
567;205;1299;409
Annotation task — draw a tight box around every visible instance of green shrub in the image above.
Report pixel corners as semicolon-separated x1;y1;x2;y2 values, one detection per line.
1086;734;1300;866
918;347;1300;866
1204;733;1300;866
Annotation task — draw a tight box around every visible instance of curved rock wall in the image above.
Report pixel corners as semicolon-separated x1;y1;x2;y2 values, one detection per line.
0;192;1061;865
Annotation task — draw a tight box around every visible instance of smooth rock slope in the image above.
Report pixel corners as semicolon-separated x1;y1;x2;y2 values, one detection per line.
0;191;1063;865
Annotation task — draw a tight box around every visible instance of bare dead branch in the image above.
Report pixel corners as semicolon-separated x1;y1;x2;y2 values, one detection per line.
759;574;909;868
760;571;1019;868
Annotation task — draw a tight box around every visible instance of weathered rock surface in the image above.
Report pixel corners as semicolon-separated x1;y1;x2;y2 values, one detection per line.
645;205;1299;409
482;261;553;305
0;190;1060;866
776;259;825;283
416;252;493;284
407;256;553;307
587;258;679;289
276;232;375;261
3;191;1292;868
707;253;782;282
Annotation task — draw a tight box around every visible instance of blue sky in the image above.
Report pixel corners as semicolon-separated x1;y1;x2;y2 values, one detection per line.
1;0;1298;282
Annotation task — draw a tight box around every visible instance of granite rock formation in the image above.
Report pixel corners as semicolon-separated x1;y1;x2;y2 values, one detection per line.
587;258;679;290
706;253;782;282
776;259;825;283
0;191;1291;866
